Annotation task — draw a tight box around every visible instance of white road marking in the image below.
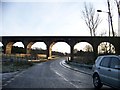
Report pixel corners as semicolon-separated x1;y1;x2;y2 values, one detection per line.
59;61;72;70
60;61;66;68
2;70;26;87
54;70;79;88
53;67;79;88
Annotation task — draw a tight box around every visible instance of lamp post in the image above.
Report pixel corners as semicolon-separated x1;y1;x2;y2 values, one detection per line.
98;0;115;37
97;10;111;53
97;10;110;37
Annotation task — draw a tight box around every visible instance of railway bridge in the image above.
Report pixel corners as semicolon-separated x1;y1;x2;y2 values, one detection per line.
1;36;120;60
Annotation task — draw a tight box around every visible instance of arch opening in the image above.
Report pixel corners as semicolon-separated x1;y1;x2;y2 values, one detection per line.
12;42;25;54
0;42;3;57
98;42;116;55
0;42;3;47
29;42;47;60
50;42;70;59
0;42;3;53
74;42;94;64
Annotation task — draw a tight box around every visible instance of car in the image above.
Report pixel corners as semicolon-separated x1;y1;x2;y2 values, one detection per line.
92;55;120;89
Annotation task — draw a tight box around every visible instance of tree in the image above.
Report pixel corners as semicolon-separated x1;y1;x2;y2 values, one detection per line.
114;0;120;36
99;30;107;36
74;49;78;53
107;0;115;37
98;42;115;54
84;45;93;52
115;0;120;16
81;3;101;36
12;46;25;54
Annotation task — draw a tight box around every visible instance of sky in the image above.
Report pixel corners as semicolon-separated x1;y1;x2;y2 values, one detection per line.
0;0;119;53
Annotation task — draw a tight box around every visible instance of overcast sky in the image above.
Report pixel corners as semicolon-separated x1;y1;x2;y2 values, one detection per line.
1;0;118;36
0;0;118;53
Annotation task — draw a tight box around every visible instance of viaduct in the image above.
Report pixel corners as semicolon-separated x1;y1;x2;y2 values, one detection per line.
1;36;120;60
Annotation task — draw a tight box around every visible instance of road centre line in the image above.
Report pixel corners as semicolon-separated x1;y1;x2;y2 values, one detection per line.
54;70;79;88
51;61;79;88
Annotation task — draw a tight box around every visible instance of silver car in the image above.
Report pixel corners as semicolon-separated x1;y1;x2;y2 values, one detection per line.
92;55;120;89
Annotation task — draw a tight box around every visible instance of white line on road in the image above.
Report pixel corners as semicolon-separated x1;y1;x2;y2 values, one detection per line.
2;70;26;87
60;60;92;76
54;69;79;88
59;61;69;68
3;77;15;86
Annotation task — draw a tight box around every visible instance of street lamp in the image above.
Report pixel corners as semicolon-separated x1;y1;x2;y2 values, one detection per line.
97;10;110;37
97;10;101;12
97;9;111;53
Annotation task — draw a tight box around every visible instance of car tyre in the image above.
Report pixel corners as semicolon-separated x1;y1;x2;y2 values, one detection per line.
93;74;103;89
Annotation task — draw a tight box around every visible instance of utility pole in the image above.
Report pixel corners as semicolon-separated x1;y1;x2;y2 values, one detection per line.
107;0;115;37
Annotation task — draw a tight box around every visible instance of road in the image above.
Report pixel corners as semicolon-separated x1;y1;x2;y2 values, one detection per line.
2;58;109;89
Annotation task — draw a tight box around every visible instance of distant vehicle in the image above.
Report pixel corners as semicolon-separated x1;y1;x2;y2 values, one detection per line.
92;55;120;89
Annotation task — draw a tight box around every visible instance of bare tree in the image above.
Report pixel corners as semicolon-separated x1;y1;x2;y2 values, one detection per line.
84;45;93;52
115;0;120;16
98;42;115;54
81;3;101;36
107;0;115;37
99;30;107;36
114;0;120;36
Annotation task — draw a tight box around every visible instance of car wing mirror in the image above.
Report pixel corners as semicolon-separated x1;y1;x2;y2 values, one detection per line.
115;65;120;70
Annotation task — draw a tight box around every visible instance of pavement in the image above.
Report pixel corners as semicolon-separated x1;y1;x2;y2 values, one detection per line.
1;59;93;87
61;60;93;76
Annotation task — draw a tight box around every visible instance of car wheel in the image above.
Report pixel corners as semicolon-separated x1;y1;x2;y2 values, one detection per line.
93;74;103;89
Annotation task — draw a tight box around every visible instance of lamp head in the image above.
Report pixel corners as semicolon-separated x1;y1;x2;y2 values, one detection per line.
97;10;102;12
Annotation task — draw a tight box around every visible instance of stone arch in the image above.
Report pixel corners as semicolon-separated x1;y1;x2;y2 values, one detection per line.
27;42;35;54
74;42;93;52
73;42;94;64
12;42;25;54
5;41;25;54
98;41;116;54
26;42;47;53
49;41;70;59
48;42;56;58
30;42;47;59
6;42;14;54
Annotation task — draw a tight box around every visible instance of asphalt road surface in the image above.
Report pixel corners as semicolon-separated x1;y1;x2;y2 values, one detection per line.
2;58;111;89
